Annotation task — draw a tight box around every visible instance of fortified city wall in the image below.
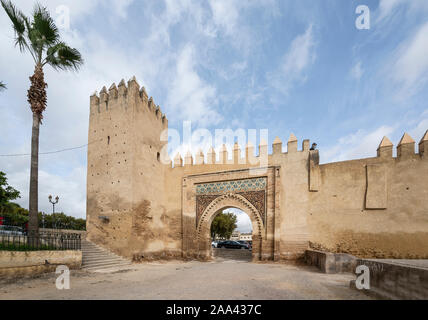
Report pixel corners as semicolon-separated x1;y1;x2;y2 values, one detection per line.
87;78;428;261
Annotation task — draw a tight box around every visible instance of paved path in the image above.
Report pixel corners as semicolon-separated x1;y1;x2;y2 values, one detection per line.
0;259;372;300
370;259;428;270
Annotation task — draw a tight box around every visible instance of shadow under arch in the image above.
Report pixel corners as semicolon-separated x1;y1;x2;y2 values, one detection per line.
196;193;264;261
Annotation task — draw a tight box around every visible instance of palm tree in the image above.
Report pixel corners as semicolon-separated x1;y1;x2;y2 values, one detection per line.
0;81;5;91
1;1;83;237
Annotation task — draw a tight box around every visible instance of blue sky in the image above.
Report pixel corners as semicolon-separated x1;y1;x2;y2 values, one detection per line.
0;0;427;226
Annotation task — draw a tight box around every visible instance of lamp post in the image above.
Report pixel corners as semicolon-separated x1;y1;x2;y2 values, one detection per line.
48;195;59;229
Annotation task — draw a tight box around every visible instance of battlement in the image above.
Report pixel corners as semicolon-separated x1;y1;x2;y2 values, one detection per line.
90;77;168;127
172;134;311;168
377;131;428;159
171;131;428;168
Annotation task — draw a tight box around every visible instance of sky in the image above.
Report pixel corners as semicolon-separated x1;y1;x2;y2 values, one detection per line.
226;208;252;233
0;1;427;230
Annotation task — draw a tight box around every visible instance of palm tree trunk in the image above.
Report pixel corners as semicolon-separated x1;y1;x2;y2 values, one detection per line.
27;63;47;239
28;112;40;237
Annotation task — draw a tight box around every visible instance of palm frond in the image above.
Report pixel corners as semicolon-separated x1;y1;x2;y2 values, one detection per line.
0;81;6;91
0;0;28;52
2;1;84;74
44;42;84;71
32;4;59;46
25;3;60;62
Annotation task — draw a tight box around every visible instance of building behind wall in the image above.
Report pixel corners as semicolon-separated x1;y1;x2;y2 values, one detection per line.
230;231;252;241
86;77;428;262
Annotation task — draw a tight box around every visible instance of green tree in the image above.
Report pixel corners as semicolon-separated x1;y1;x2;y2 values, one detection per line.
0;172;27;226
38;212;86;230
0;171;21;213
1;1;83;236
0;81;6;91
210;211;237;240
3;203;29;225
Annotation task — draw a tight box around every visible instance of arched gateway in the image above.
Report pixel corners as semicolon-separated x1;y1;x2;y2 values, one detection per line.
182;167;281;261
196;193;264;261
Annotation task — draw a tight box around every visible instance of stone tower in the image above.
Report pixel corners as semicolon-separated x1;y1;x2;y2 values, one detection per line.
86;77;169;258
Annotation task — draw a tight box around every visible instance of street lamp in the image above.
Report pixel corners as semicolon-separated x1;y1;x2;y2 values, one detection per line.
48;195;59;229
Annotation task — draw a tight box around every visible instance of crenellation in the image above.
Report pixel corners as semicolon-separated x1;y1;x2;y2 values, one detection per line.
219;144;228;164
148;97;154;110
99;86;109;111
272;137;282;154
89;92;100;115
185;151;193;166
195;149;204;165
168;139;310;168
419;130;428;158
233;142;241;164
377;136;393;158
207;147;216;164
127;76;139;91
397;133;415;159
117;79;127;97
108;83;118;99
259;139;268;157
302;139;310;152
246;142;255;163
140;86;148;101
287;133;298;153
89;79;170;132
174;153;183;167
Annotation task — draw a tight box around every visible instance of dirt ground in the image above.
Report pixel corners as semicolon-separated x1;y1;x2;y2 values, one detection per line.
0;258;373;300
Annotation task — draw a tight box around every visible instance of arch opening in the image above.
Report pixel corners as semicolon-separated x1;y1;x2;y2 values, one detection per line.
195;193;264;262
210;208;254;262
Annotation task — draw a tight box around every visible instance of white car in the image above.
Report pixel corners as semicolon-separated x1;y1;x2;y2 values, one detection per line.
0;225;25;235
211;241;218;248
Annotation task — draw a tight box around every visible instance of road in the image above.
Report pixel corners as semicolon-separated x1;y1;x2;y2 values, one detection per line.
0;258;372;300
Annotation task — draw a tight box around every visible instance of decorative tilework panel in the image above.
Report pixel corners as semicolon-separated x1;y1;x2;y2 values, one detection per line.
196;178;267;195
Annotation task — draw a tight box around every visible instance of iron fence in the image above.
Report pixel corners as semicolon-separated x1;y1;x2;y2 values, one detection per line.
0;231;81;251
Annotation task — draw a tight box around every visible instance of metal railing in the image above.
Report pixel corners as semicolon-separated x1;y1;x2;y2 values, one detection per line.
0;231;81;251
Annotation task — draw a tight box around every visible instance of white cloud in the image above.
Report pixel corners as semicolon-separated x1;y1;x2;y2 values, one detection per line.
322;112;428;164
208;0;239;36
3;0;133;27
166;45;222;127
389;21;428;99
8;166;86;219
112;0;134;19
350;61;364;81
207;0;279;54
377;0;428;22
377;0;406;22
283;25;316;76
268;25;316;96
410;110;428;143
322;126;395;163
224;208;252;233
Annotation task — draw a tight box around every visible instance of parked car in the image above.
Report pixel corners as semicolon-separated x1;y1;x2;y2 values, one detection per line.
0;225;25;235
237;240;252;249
211;241;218;248
217;240;250;249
